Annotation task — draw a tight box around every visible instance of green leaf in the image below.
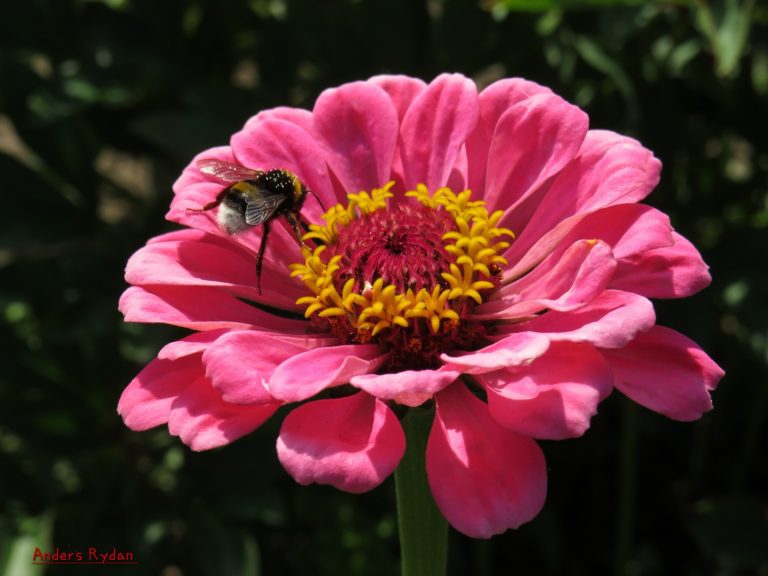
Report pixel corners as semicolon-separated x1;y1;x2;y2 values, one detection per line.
572;35;639;120
492;0;646;13
752;46;768;95
0;513;53;576
693;0;755;78
187;504;261;576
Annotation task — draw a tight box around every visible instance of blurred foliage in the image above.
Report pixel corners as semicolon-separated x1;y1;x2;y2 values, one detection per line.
0;0;766;574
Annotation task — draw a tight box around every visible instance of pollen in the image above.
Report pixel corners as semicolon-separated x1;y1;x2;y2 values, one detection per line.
291;184;514;370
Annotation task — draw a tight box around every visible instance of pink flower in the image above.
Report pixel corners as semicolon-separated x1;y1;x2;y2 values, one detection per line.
118;74;723;538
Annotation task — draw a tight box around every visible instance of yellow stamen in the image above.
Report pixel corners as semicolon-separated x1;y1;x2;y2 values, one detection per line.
291;183;514;340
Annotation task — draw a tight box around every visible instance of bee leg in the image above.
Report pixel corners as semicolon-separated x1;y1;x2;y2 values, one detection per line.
285;211;307;248
186;189;227;214
255;220;271;295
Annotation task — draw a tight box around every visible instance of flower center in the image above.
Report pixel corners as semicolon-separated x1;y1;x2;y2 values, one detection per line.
290;183;514;371
335;202;454;292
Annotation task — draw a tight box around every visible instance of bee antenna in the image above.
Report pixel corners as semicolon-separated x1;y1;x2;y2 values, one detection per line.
308;188;326;212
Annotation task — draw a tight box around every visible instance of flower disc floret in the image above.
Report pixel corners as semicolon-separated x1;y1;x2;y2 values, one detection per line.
290;185;515;369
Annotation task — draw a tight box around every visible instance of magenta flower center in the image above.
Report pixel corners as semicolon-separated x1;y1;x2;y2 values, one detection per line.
334;202;455;293
290;184;514;371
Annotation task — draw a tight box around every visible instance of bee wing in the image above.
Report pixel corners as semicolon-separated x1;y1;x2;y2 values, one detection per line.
244;194;286;226
197;158;263;182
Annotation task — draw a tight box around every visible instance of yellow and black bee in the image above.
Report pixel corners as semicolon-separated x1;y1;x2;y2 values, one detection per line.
194;158;324;293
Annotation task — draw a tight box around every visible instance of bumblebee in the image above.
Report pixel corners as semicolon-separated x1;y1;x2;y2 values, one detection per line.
194;158;324;293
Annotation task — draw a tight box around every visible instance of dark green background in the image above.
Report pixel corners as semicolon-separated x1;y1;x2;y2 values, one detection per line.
1;0;766;574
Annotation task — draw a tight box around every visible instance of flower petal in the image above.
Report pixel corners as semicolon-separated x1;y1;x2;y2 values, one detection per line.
484;92;589;222
476;239;616;320
277;393;405;493
350;368;460;407
313;81;398;193
503;205;667;286
118;353;203;431
167;146;236;235
125;229;304;310
268;345;388;402
168;376;278;451
505;130;662;267
611;232;711;298
240;106;316;133
368;75;427;121
440;332;550;374
602;325;723;420
119;285;306;332
427;382;547;538
480;342;613;439
400;73;479;190
368;75;429;190
505;289;656;349
157;329;227;360
466;78;553;196
203;330;335;405
127;231;253;292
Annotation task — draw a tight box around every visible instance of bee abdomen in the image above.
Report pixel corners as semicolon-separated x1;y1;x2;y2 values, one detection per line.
217;187;251;234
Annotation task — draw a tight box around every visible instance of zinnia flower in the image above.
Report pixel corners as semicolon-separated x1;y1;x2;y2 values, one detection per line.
118;74;724;538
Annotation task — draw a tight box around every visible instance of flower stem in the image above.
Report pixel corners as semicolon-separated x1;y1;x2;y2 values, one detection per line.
395;407;448;576
614;397;638;576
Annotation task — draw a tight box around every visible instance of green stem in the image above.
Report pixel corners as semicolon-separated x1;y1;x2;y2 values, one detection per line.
395;408;449;576
614;397;638;576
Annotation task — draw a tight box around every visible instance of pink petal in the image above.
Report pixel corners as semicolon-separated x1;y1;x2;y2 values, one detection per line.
203;330;334;404
313;81;398;193
368;75;427;121
168;376;278;451
231;116;337;219
505;130;662;267
611;232;711;298
476;239;616;320
118;285;307;332
502;203;672;285
484;92;589;222
505;289;656;349
440;332;550;374
125;231;286;307
466;78;553;196
503;211;594;282
268;345;388;402
237;106;316;134
427;382;547;538
167;146;236;235
368;75;429;190
602;326;723;421
146;228;211;245
400;73;479;190
349;368;460;407
157;329;227;361
480;342;613;439
573;204;674;259
277;393;405;493
118;353;203;431
160;229;302;307
125;230;303;310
